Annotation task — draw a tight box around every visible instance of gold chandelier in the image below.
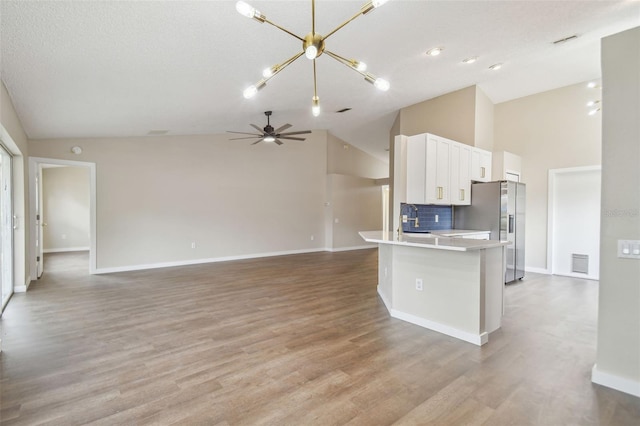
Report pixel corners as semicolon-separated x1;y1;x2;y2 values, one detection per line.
236;0;391;117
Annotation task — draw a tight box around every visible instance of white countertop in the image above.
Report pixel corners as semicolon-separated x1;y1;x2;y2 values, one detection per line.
359;231;510;252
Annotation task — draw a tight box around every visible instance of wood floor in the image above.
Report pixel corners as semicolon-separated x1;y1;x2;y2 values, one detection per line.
1;250;639;425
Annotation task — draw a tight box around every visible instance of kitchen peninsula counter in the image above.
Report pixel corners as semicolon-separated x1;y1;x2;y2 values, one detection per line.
360;231;509;346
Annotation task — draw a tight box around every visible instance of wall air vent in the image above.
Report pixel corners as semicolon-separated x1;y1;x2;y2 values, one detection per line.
553;35;579;45
336;108;352;113
572;254;589;274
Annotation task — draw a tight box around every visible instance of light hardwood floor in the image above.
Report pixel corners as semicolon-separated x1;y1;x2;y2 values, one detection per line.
1;250;639;425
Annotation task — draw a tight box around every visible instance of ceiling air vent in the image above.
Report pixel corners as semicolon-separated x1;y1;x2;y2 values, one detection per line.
553;34;579;45
336;108;352;113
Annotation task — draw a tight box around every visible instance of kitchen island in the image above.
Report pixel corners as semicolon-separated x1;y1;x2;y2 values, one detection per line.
360;231;509;346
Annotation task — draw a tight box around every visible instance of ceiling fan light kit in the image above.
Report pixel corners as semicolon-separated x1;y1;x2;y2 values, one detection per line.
227;111;312;145
236;0;391;116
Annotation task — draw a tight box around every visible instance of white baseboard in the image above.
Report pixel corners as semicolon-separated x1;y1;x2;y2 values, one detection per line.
377;286;487;346
326;245;376;253
553;271;599;281
592;364;640;397
94;247;328;274
525;266;551;275
44;247;90;253
14;276;32;293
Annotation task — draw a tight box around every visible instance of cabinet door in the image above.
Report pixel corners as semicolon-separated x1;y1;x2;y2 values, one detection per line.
458;144;472;204
471;147;492;182
425;135;450;204
406;134;426;204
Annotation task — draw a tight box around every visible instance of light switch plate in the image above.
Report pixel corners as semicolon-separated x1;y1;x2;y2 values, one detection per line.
617;240;640;259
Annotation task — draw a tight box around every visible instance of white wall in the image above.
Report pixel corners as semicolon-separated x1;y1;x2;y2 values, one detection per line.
29;133;329;271
593;26;640;397
494;82;602;271
42;166;90;252
551;168;600;280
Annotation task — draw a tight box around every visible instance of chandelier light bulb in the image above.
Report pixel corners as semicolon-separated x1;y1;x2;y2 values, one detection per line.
243;85;258;99
355;61;367;72
312;96;320;117
372;0;390;8
236;1;256;18
374;78;390;91
305;45;318;60
262;67;275;78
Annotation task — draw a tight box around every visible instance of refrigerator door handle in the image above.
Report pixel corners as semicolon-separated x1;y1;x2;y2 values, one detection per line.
508;214;514;233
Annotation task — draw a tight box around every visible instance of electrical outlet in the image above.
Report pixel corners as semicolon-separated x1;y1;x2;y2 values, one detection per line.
191;242;196;249
435;215;439;223
415;278;423;291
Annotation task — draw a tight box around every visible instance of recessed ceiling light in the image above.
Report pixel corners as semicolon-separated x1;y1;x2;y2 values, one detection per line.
586;100;600;107
462;56;478;64
587;81;598;89
426;47;443;57
488;63;503;71
588;108;601;116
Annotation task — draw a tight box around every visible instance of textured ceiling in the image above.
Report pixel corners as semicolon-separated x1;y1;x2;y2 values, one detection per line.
1;0;639;161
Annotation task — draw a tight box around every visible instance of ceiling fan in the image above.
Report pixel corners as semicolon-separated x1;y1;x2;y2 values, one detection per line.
227;111;311;145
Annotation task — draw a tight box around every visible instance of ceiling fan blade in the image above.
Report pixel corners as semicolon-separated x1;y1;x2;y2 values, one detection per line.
229;136;263;140
279;136;306;141
278;130;312;136
250;124;264;133
274;139;284;145
274;123;292;133
251;140;263;145
227;131;262;136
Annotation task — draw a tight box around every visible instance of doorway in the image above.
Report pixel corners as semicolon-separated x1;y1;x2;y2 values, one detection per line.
548;166;601;280
29;157;97;278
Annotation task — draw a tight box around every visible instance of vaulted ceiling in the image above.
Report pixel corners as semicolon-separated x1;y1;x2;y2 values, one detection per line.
2;1;639;160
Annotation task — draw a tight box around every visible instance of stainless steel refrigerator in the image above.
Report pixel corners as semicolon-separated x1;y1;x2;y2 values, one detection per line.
455;181;526;283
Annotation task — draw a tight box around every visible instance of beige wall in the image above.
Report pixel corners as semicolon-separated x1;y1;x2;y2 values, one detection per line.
595;26;640;393
327;133;388;179
325;133;387;250
29;133;329;270
474;86;495;152
42;166;90;251
326;174;381;249
399;85;476;145
1;80;29;288
494;82;602;270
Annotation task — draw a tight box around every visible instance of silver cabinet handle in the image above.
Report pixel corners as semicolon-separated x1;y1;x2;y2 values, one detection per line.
437;186;443;200
460;189;464;201
481;167;486;178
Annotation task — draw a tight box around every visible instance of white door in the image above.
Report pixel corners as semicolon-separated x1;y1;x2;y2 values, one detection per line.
1;143;13;312
551;168;601;280
35;166;44;278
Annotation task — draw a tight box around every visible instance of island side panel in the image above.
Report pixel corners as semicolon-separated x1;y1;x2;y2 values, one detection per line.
391;245;482;336
377;243;393;308
483;246;505;334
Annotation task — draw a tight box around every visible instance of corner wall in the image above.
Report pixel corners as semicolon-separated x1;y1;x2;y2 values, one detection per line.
593;26;640;397
1;80;29;289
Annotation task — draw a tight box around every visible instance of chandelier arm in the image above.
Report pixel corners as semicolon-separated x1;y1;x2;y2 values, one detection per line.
325;50;367;78
323;9;364;41
312;0;315;35
266;51;305;81
313;59;318;99
263;18;304;41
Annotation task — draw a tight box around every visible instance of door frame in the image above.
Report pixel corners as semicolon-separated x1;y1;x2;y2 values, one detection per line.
547;165;601;278
28;157;97;277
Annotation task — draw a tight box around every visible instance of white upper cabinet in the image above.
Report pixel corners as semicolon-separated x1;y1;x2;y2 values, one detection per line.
471;147;492;182
450;142;471;205
406;133;488;206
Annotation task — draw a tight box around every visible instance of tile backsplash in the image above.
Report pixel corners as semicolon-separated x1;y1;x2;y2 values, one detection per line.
400;204;453;232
